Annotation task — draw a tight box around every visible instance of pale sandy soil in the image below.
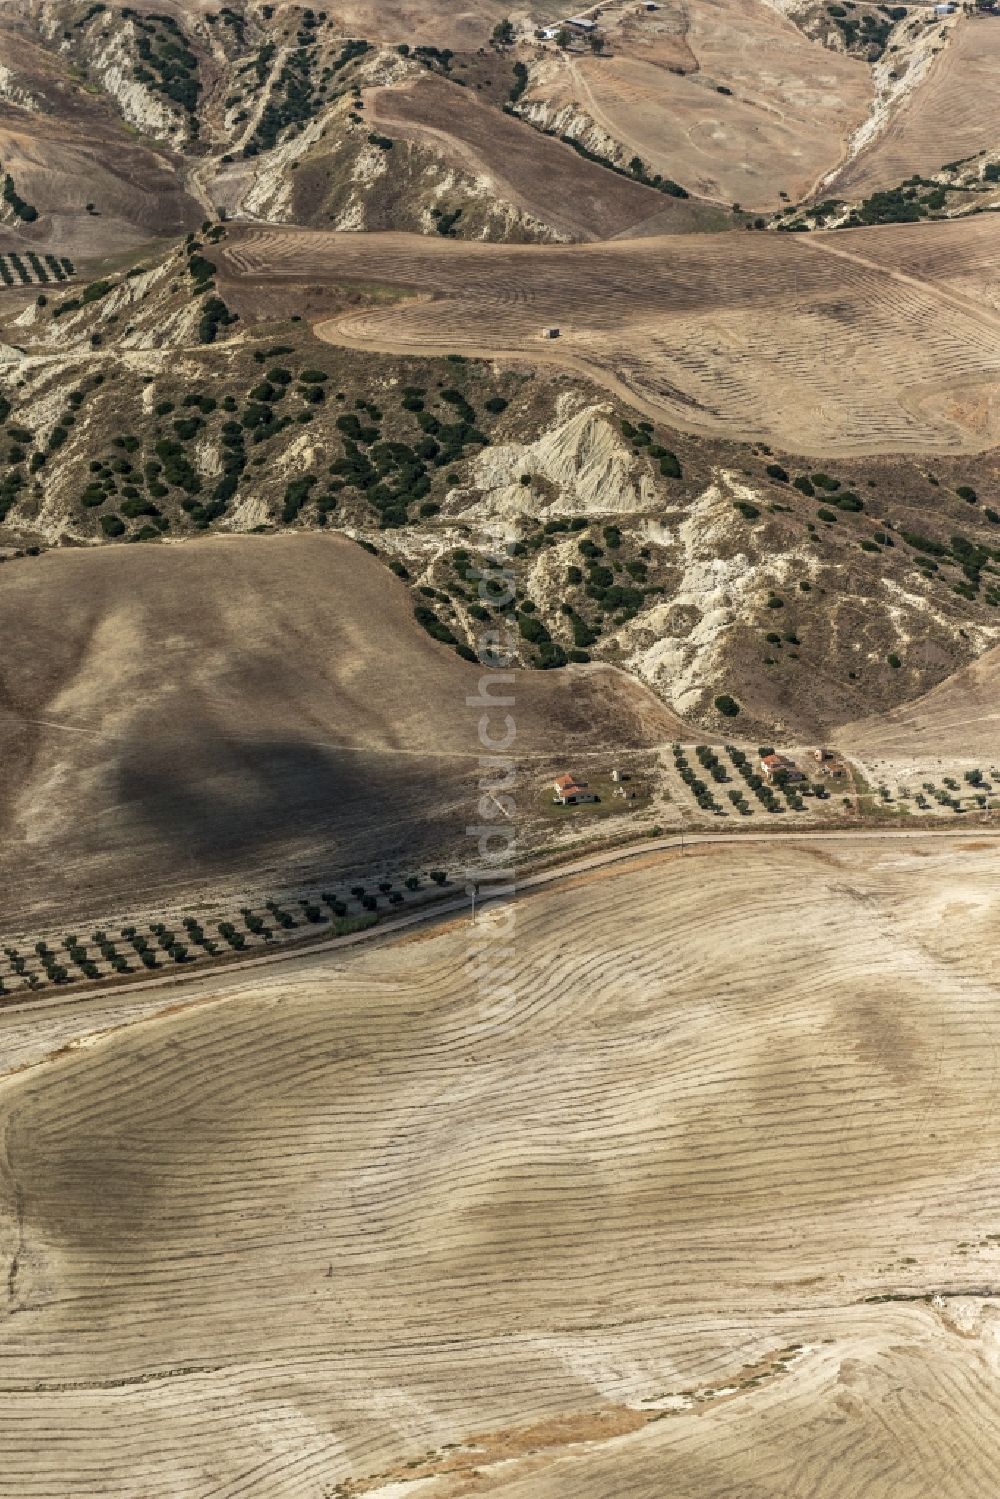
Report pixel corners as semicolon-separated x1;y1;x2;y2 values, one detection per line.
3;836;1000;1496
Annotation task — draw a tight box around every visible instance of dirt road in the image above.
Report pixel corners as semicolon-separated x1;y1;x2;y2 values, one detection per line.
4;824;996;1028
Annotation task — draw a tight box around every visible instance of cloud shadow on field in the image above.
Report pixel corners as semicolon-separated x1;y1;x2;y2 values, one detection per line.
114;727;472;883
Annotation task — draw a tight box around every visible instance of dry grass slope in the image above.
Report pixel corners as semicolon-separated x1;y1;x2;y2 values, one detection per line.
840;640;1000;760
0;533;678;931
831;20;1000;199
0;17;200;258
526;0;872;211
3;837;1000;1495
290;0;566;49
367;74;710;242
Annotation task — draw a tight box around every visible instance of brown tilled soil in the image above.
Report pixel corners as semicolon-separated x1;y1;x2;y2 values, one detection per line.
367;73;727;242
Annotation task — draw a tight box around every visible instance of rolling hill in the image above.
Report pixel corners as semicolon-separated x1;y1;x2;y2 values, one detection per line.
0;531;679;932
840;637;1000;760
2;6;1000;1498
4;835;1000;1495
518;0;874;212
218;217;1000;456
3;229;1000;743
0;8;201;257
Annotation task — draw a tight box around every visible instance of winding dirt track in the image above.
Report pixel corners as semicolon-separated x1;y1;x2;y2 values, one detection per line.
221;215;1000;455
4;833;1000;1497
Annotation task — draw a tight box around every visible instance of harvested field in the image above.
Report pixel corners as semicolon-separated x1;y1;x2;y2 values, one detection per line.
843;210;1000;312
840;639;1000;761
0;533;679;932
527;0;872;210
367;74;719;241
830;18;1000;199
221;219;1000;455
4;835;1000;1496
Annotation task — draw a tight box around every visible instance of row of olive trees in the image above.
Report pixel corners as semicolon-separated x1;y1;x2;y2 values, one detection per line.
0;872;453;994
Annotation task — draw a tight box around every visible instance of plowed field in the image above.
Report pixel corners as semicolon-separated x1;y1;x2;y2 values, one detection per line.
4;836;1000;1496
220;217;1000;455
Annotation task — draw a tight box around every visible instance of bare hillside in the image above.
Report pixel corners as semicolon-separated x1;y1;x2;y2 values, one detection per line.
830;17;1000;200
3;4;1000;1496
0;532;679;930
0;10;200;256
3;235;1000;742
839;640;1000;760
518;0;874;211
366;72;712;242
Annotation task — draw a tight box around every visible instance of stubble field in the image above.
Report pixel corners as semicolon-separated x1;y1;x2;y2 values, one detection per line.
221;216;1000;455
831;19;1000;200
528;0;872;211
3;835;1000;1496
